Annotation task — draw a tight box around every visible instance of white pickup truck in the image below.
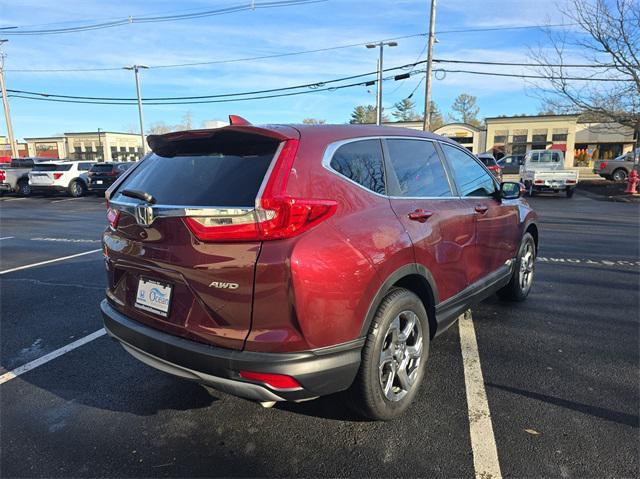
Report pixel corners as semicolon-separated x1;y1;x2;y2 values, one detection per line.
520;149;579;198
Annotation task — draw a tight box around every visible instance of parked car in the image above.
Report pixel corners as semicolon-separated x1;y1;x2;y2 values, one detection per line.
520;149;578;197
0;157;51;196
477;153;503;182
100;119;538;421
593;148;639;181
28;160;96;197
87;162;135;194
497;155;524;175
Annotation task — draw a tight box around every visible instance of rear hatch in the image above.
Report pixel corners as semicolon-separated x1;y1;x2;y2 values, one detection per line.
104;127;299;350
29;163;71;185
89;164;119;187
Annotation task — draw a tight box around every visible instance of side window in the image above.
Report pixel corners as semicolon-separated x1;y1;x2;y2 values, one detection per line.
385;139;452;197
78;162;92;171
441;143;496;197
330;139;385;195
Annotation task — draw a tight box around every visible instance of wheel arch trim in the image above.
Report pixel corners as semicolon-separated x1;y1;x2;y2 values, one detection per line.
359;263;439;339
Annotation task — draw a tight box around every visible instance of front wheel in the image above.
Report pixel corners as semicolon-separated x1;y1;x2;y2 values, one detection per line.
498;232;536;302
347;288;430;421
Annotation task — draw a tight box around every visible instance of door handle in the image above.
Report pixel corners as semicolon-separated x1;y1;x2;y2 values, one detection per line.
408;209;433;223
474;205;489;214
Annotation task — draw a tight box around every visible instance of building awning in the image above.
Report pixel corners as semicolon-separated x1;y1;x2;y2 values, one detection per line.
549;143;567;152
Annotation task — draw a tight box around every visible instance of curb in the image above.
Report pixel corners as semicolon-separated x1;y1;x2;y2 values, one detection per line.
575;188;640;203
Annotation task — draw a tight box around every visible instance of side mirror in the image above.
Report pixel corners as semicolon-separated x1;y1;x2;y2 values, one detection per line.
500;181;521;200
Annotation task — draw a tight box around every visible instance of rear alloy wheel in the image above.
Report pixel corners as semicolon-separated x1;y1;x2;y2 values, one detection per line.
17;180;31;197
612;169;628;182
68;180;85;197
348;288;429;420
498;232;536;301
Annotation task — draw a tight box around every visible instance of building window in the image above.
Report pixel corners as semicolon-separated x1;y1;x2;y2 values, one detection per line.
512;135;528;144
532;130;548;143
552;128;568;142
453;136;473;144
512;145;527;155
493;130;508;144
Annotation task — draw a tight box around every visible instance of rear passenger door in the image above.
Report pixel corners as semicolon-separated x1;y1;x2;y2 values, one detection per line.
384;138;472;302
440;143;519;282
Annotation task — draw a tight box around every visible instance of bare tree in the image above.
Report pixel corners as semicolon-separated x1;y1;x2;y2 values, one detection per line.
450;94;481;126
531;0;639;141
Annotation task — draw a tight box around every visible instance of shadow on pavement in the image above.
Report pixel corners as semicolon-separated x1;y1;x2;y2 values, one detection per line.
487;382;639;428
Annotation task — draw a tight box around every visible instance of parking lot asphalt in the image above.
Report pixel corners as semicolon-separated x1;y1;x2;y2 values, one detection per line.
1;191;638;478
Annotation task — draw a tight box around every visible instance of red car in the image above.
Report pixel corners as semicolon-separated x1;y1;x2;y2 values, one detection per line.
101;117;538;420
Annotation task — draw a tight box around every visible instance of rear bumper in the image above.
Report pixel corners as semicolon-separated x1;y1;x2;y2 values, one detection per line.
29;185;66;192
100;299;362;402
0;183;12;192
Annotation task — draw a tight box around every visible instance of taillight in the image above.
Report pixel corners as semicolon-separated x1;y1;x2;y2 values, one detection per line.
239;371;302;390
566;179;577;184
0;170;5;182
185;139;337;242
599;162;607;168
106;207;120;229
534;179;545;185
53;173;63;180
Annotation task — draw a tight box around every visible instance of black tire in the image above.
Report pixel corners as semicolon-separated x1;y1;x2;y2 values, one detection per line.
68;180;85;197
566;187;574;198
612;168;628;182
498;232;536;302
347;288;430;421
17;180;31;197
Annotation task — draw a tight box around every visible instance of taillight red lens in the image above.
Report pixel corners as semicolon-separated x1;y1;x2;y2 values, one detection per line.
0;170;5;182
53;173;63;180
239;371;301;390
600;162;606;168
106;207;120;229
184;139;337;242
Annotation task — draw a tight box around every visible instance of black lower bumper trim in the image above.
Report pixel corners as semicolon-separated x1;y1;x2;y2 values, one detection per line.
101;299;362;400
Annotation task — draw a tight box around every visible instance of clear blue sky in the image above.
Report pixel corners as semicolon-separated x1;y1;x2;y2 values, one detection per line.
1;0;575;139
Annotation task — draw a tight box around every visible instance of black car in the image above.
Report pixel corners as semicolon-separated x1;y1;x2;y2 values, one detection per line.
497;155;524;175
87;162;134;194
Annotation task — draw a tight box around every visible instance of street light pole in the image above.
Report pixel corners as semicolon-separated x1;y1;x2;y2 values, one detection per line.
124;65;149;155
0;39;18;158
366;41;397;126
423;0;437;131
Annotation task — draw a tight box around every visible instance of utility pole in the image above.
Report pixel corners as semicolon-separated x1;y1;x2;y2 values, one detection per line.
0;39;18;158
123;65;149;154
97;127;102;161
366;41;397;125
422;0;437;131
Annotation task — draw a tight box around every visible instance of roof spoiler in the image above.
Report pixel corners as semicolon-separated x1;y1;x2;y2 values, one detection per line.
228;115;251;126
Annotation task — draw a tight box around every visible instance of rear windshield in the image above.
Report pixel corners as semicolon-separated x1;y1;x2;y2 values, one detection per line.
478;157;497;167
32;164;72;172
91;164;116;172
10;159;34;168
112;132;279;207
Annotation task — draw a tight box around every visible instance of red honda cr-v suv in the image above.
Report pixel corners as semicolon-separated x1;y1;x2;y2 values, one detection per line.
101;117;538;420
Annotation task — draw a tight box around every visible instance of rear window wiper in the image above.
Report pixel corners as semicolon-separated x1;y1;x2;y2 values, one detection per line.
121;189;156;204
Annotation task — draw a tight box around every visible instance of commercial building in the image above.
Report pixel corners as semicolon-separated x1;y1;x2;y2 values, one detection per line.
21;131;144;161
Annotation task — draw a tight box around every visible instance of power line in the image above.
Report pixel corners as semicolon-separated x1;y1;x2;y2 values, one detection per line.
5;33;428;73
435;22;578;34
8;67;633;108
433;59;620;68
435;68;634;82
7;60;428;101
1;0;325;35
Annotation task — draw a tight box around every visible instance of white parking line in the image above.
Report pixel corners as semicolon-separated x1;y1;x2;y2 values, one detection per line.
0;236;14;241
0;329;106;385
459;311;502;479
0;249;102;275
1;197;28;202
51;197;82;203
